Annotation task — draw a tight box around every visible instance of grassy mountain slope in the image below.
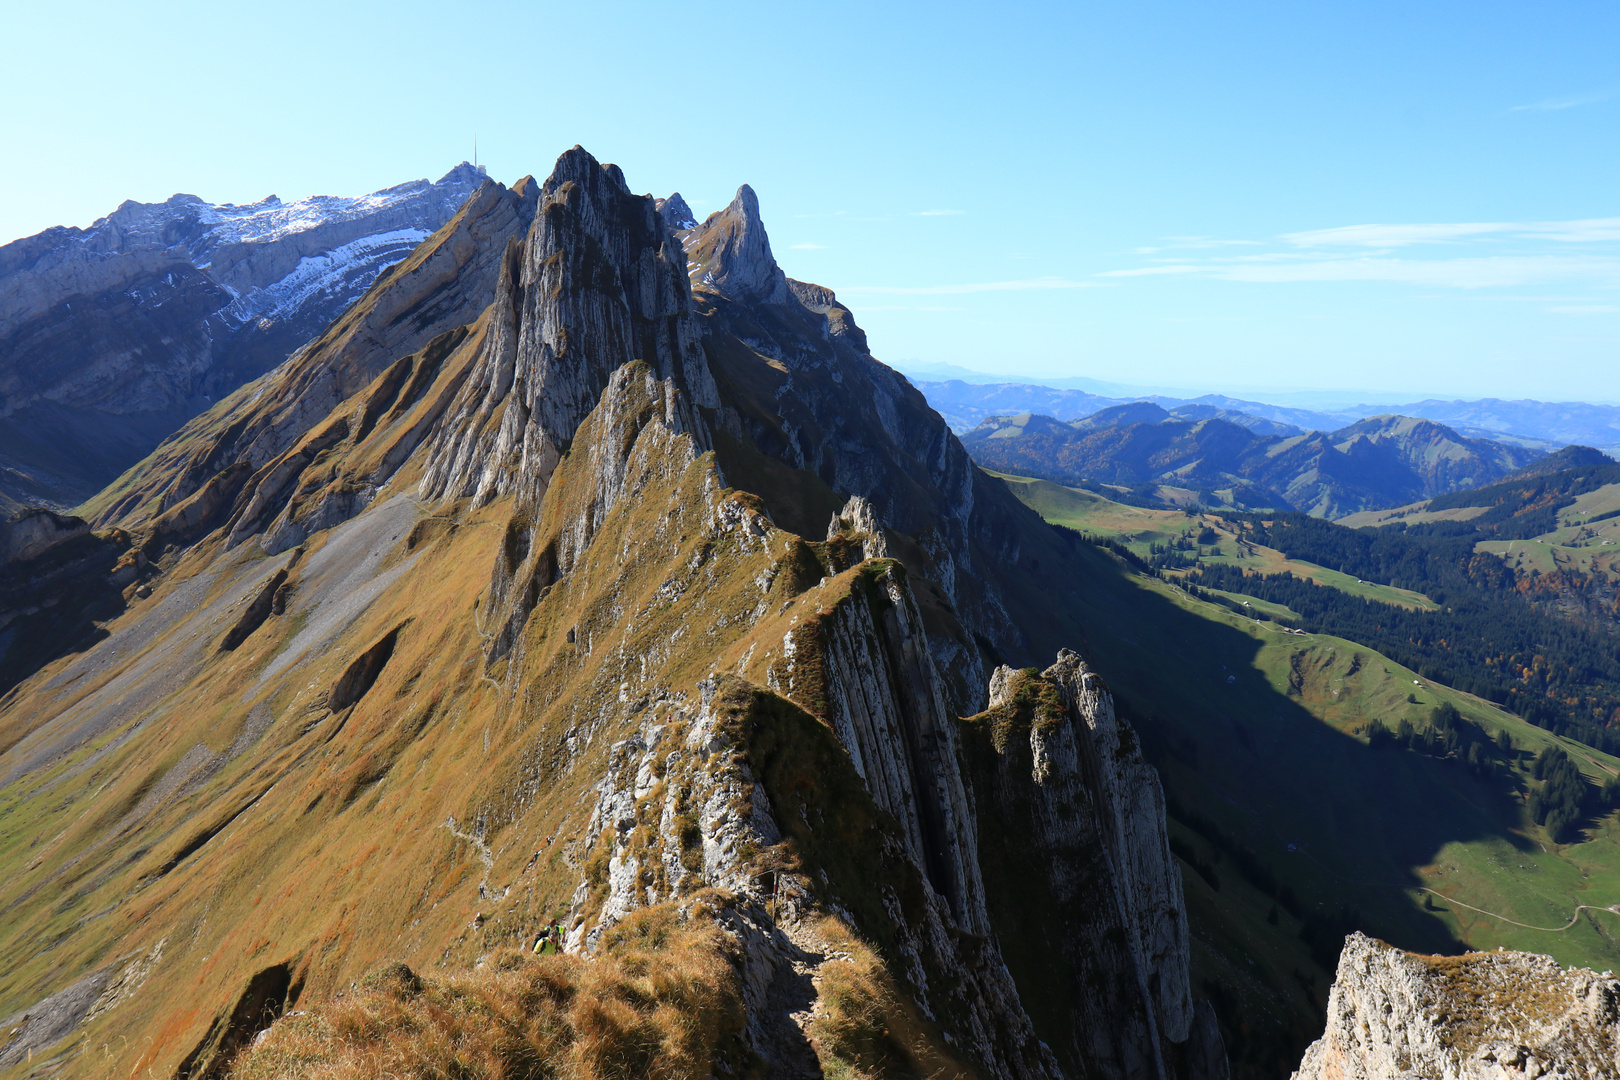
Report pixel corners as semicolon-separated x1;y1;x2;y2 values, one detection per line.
12;146;1611;1080
1340;449;1620;592
0;154;1229;1080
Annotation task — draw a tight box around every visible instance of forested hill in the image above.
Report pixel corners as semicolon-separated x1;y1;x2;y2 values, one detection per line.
1191;512;1620;751
1179;448;1620;751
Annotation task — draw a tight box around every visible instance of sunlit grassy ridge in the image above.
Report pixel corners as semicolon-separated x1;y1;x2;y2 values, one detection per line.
0;349;1000;1080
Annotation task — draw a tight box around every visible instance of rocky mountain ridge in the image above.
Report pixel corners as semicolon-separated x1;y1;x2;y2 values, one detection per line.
912;380;1620;457
962;407;1543;518
0;148;1226;1079
0;165;487;510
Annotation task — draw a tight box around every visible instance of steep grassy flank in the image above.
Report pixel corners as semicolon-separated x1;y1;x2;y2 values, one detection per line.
1336;503;1492;528
0;359;993;1080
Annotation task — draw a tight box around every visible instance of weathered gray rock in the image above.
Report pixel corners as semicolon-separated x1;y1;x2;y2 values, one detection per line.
419;148;719;657
1047;651;1194;1046
421;147;717;515
656;192;697;230
682;189;1022;715
688;185;792;306
825;494;890;559
0;507;87;563
966;656;1214;1079
1294;932;1620;1080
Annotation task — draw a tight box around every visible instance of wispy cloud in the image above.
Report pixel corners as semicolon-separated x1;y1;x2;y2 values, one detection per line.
1547;304;1620;315
1511;89;1615;112
1101;254;1620;289
1283;218;1620;248
1134;236;1263;254
790;242;826;250
840;277;1101;295
1283;223;1506;248
914;209;965;217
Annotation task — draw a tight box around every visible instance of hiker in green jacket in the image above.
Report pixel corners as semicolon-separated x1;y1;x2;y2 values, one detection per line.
533;920;563;954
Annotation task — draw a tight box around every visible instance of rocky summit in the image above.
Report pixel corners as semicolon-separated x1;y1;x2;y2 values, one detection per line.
0;148;1232;1080
1293;933;1620;1079
0;165;487;509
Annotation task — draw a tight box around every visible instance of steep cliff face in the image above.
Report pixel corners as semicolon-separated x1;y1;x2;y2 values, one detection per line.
680;186;1058;716
0;148;1221;1080
958;658;1222;1080
0;166;488;508
420;147;718;657
1294;933;1620;1080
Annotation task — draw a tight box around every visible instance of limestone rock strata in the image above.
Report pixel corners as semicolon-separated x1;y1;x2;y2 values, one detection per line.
685;183;793;305
420;146;718;514
962;657;1214;1079
682;187;1027;714
1294;932;1620;1080
420;147;718;655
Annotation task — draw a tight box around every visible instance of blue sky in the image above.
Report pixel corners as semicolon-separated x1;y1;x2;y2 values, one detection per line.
2;1;1617;400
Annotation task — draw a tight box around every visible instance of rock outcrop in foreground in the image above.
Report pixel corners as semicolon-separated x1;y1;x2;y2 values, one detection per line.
1294;932;1620;1080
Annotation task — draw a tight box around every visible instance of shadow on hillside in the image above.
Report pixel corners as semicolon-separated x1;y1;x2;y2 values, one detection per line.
0;531;127;702
995;524;1570;1078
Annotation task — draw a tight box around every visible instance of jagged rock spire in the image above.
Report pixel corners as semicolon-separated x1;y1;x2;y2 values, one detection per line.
686;184;791;305
420;146;718;511
656;192;696;230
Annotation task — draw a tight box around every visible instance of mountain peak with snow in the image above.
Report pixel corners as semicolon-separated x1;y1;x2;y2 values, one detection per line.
0;166;490;508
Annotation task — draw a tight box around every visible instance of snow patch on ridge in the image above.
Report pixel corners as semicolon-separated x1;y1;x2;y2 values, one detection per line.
219;228;431;326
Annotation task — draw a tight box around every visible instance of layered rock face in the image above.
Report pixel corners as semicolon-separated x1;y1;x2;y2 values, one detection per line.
0;148;1223;1080
0;165;486;508
682;184;1049;716
420;149;717;513
1294;933;1620;1079
959;657;1221;1079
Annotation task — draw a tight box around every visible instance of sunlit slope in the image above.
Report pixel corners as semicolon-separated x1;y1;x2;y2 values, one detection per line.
1338;462;1620;583
994;472;1438;610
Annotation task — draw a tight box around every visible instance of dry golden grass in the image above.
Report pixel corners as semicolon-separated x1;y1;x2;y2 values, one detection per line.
805;919;976;1080
230;902;745;1080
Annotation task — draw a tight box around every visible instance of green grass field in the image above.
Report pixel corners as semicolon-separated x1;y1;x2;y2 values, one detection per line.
995;472;1440;610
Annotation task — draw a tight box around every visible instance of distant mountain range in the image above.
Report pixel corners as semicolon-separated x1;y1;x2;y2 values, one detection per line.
0;164;487;512
962;404;1545;518
913;378;1620;457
